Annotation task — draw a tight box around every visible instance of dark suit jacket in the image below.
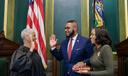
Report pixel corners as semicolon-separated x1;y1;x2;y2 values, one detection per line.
50;34;93;76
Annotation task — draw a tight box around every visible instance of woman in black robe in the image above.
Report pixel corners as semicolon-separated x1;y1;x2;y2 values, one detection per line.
10;28;46;76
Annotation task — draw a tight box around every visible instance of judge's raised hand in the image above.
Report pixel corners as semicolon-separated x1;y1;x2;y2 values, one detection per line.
49;34;57;48
30;34;35;52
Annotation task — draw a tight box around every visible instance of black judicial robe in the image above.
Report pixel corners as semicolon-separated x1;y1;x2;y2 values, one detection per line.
10;46;46;76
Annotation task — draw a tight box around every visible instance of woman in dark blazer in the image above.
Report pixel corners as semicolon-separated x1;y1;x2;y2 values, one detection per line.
73;28;114;76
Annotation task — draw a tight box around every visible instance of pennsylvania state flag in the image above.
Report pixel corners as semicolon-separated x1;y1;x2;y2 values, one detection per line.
94;0;104;27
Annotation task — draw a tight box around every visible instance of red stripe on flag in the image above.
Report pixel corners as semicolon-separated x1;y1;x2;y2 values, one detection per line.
26;0;47;68
27;16;32;28
33;13;47;62
35;0;45;21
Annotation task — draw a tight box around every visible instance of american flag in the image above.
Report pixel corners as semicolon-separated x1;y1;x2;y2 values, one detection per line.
26;0;47;69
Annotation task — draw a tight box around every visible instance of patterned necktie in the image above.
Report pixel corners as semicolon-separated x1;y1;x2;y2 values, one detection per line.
68;38;73;60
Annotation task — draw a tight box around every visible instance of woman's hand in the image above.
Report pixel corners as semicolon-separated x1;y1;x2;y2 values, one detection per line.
29;34;35;52
72;62;91;74
72;61;86;71
75;66;91;74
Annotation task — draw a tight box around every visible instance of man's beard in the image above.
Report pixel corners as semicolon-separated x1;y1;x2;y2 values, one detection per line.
66;30;74;38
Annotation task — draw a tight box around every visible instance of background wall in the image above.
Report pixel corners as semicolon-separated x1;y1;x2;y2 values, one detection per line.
0;0;4;32
118;0;128;41
13;0;28;44
104;0;119;48
54;0;81;45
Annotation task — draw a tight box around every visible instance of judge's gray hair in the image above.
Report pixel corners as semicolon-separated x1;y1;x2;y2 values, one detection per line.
21;28;34;39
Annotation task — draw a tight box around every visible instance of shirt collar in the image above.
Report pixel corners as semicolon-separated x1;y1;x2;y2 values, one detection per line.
71;33;78;41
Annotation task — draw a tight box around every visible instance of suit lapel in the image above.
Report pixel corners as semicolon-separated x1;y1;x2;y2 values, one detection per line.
70;35;80;61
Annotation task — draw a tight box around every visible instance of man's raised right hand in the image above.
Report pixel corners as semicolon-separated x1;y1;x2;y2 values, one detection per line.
49;34;57;48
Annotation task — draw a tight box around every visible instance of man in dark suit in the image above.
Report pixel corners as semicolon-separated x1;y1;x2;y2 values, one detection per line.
49;20;93;76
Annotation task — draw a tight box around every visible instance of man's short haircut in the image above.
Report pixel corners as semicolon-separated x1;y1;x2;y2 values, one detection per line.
21;28;34;39
66;20;78;26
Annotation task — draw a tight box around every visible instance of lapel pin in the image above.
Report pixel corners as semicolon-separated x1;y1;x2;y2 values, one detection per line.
77;40;79;43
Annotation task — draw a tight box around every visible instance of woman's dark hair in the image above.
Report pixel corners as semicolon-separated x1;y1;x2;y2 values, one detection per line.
95;28;112;46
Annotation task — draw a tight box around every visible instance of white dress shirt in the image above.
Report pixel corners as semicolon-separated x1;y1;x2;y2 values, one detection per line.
67;34;78;51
